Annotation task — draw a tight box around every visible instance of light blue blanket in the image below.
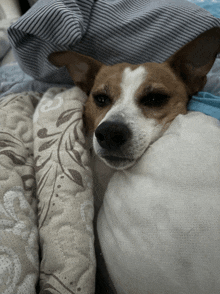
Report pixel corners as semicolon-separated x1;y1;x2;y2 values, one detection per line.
187;0;220;19
189;92;220;120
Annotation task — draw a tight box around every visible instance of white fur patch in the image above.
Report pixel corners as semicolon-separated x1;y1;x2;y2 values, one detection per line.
120;66;147;103
103;66;147;121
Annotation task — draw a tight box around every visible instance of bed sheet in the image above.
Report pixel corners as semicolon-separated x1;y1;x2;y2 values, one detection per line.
0;87;96;294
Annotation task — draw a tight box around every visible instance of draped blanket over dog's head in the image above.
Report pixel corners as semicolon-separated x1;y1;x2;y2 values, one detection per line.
8;0;220;86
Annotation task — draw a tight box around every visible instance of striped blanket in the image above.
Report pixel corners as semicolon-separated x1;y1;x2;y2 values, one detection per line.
7;0;220;85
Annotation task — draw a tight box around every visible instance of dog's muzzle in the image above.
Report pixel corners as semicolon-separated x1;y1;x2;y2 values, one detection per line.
94;121;135;169
95;121;131;150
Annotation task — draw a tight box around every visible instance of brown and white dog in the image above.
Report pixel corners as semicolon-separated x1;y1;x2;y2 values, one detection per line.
49;28;220;293
49;27;220;171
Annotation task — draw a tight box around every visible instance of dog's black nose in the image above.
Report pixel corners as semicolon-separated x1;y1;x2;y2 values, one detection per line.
95;121;131;150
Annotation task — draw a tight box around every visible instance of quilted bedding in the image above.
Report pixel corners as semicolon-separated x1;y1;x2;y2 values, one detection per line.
0;88;96;294
0;92;39;294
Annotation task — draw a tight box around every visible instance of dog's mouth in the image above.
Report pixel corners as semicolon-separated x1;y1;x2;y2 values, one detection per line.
101;155;135;169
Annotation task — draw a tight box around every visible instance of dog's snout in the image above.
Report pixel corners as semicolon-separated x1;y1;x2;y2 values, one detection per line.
95;121;131;150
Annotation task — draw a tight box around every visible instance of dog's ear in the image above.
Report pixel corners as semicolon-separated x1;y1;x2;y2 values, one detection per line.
165;27;220;95
49;51;103;94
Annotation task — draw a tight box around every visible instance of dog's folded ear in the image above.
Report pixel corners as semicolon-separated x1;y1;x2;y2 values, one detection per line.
49;51;103;95
165;27;220;96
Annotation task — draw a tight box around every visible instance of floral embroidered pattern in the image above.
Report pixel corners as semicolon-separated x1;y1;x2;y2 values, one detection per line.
34;87;95;294
0;92;40;294
0;88;95;294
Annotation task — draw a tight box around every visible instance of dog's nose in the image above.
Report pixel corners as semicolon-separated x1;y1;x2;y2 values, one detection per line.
95;121;131;150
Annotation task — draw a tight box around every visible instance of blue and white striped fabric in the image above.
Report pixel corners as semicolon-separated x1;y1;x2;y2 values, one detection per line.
8;0;220;85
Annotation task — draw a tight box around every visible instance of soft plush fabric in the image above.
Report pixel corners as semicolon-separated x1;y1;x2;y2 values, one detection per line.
7;0;220;84
33;87;95;294
98;112;220;294
0;0;21;65
0;87;96;294
0;92;40;294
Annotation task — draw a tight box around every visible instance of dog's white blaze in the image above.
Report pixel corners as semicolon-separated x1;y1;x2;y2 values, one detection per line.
103;66;147;121
120;66;147;103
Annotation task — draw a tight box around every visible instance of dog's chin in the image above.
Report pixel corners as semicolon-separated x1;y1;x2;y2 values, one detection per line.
100;155;136;170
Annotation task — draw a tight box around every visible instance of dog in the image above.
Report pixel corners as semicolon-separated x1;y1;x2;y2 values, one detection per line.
49;27;220;172
49;27;220;293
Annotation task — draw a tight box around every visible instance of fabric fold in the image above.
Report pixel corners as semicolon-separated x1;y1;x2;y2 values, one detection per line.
8;0;220;84
33;87;95;294
0;92;40;294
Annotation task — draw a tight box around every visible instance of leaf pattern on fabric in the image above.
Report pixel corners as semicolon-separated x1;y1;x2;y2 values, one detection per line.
57;119;86;188
37;128;50;138
0;132;26;165
21;174;36;192
0;138;19;148
35;154;52;173
34;87;95;294
65;130;85;169
40;282;62;294
0;91;41;294
35;98;87;229
74;123;86;149
36;107;86;187
0;150;26;165
56;108;81;127
40;278;75;294
68;169;83;187
37;128;61;139
38;167;58;229
38;139;58;152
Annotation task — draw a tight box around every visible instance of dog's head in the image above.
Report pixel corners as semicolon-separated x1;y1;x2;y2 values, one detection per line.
49;28;220;170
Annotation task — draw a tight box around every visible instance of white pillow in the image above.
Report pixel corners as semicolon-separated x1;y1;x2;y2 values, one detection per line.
97;112;220;294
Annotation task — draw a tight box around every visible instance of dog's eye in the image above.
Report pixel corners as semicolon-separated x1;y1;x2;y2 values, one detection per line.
93;94;111;107
140;92;170;108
